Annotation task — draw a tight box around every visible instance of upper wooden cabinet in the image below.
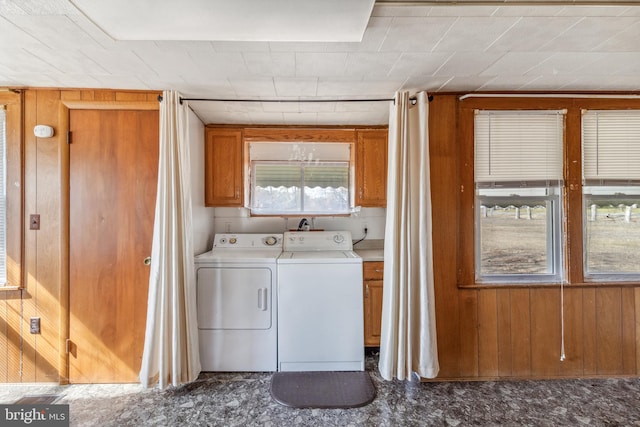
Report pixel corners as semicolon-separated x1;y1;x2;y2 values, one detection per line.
205;128;244;207
356;129;388;207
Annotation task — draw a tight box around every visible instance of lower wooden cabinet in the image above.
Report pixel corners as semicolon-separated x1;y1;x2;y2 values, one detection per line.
363;261;384;347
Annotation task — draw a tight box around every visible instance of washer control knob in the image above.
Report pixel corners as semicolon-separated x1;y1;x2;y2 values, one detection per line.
229;237;237;244
264;236;277;246
333;234;344;243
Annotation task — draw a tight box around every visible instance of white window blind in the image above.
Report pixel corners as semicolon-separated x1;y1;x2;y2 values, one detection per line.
0;107;6;285
582;110;640;181
475;110;564;183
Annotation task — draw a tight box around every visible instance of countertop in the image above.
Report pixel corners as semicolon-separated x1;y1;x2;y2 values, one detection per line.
353;239;384;262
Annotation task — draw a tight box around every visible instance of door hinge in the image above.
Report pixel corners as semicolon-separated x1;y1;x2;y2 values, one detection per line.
65;338;71;354
67;131;72;144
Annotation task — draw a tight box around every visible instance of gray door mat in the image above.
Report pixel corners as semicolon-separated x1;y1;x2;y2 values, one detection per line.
270;371;376;409
14;395;61;405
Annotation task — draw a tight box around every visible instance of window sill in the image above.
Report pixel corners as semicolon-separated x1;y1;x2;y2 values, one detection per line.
0;285;22;292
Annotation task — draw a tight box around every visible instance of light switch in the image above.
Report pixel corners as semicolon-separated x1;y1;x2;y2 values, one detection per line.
30;317;40;334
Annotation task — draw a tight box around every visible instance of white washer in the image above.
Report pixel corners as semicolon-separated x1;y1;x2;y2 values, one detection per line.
277;231;364;372
195;233;282;372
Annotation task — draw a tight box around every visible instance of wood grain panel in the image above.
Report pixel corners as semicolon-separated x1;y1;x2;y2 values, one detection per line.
622;287;636;374
458;290;478;378
595;287;623;375
510;288;531;377
204;128;243;206
636;288;640;375
430;95;460;378
21;89;38;382
355;129;387;207
69;109;158;383
582;287;597;375
5;289;22;382
34;90;62;382
496;289;512;376
0;295;6;382
478;289;499;377
530;288;561;376
560;287;584;376
243;127;355;142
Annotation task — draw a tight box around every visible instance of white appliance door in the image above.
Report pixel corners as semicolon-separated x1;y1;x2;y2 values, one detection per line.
278;262;364;371
197;267;272;329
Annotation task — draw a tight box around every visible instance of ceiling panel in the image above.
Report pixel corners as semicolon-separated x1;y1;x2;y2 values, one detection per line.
0;1;639;125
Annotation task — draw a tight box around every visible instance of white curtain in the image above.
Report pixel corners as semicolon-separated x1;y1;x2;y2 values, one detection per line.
139;90;201;389
378;91;439;381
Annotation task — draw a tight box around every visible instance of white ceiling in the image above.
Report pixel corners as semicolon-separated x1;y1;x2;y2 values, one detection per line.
1;1;640;126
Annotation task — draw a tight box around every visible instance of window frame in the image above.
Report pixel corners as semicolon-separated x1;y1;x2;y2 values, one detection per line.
0;90;23;289
242;128;357;217
472;109;566;284
458;97;640;288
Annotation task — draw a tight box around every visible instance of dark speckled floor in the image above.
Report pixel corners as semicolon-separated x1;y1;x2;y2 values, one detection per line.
2;355;640;426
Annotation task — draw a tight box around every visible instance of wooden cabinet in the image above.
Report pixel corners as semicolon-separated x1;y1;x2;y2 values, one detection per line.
363;261;384;347
356;129;388;207
205;128;243;206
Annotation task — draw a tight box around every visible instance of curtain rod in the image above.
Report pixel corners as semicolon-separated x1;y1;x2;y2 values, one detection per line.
156;95;433;104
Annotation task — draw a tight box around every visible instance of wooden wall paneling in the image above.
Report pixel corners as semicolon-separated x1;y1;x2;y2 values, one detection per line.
496;289;512;377
5;289;22;382
58;101;70;384
595;287;623;375
21;89;38;382
582;287;597;375
560;287;585;376
458;289;479;378
456;107;475;286
636;288;640;375
477;289;499;377
564;107;584;284
530;288;561;377
33;89;61;381
510;288;532;377
621;287;636;375
430;95;460;378
0;294;6;381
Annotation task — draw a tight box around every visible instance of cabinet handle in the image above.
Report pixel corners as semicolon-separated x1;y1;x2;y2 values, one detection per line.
365;284;369;298
375;269;383;273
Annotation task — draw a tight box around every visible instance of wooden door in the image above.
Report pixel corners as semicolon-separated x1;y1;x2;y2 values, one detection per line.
204;128;243;206
69;110;158;383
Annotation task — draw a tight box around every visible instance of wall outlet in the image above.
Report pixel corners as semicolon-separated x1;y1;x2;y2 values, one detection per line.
30;317;40;334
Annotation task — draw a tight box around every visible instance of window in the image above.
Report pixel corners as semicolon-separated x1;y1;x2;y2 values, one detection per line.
582;110;640;279
474;110;565;283
249;142;353;215
0;90;22;288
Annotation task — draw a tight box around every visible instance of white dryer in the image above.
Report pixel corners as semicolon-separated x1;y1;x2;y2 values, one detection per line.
195;233;282;372
277;231;364;372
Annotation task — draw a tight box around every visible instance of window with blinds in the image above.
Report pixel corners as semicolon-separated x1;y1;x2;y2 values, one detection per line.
249;142;352;215
474;110;565;283
0;107;6;285
582;110;640;278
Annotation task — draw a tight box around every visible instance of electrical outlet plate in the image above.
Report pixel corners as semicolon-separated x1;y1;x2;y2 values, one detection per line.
30;317;40;334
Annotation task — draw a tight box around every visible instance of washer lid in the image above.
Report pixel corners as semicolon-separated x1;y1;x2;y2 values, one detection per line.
278;250;361;263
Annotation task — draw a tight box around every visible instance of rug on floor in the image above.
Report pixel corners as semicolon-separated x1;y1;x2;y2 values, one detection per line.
14;395;60;404
270;371;376;409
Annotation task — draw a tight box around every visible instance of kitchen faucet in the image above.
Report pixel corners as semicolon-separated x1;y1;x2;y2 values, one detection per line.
297;218;310;231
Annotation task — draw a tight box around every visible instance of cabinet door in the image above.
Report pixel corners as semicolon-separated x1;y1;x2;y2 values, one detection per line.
356;129;388;207
364;279;384;346
205;128;243;206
